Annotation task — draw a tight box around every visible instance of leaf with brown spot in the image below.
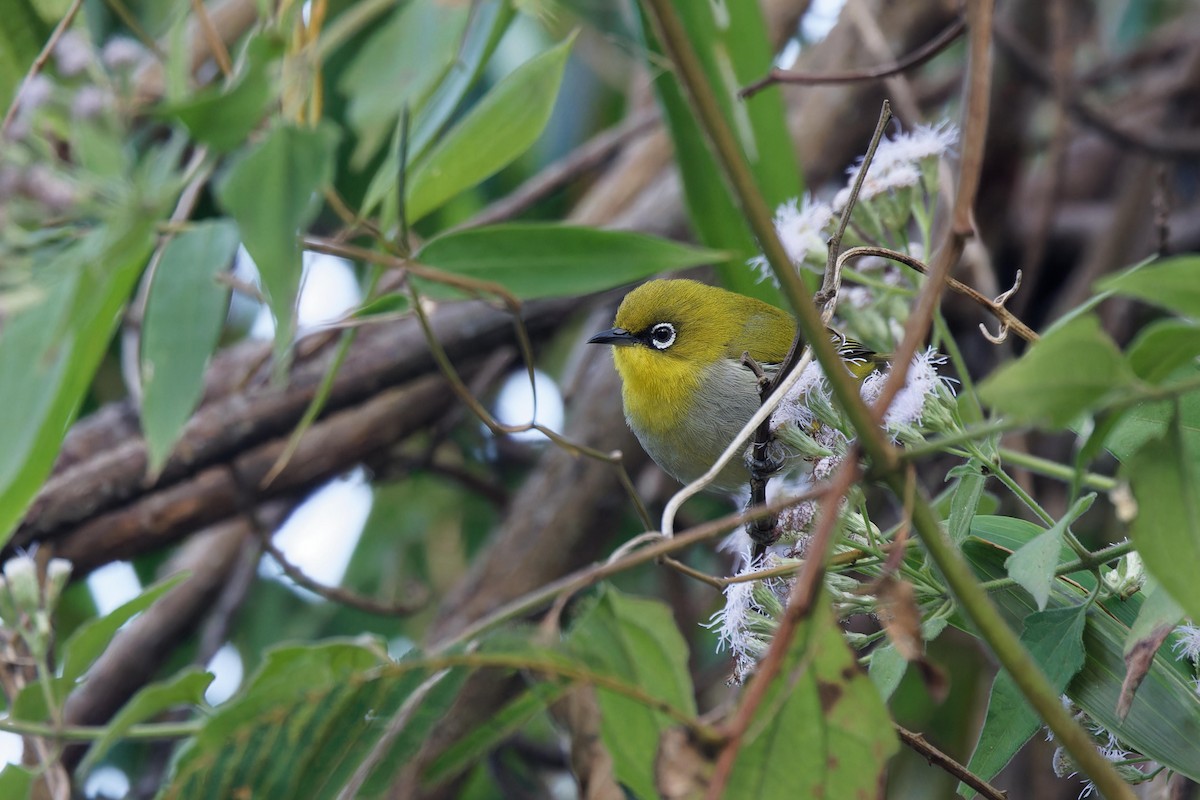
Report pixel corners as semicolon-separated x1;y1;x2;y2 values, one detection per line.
726;590;898;798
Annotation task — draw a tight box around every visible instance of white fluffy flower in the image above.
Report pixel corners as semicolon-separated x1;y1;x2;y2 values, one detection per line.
1173;624;1200;664
836;121;959;210
860;348;951;435
749;195;834;284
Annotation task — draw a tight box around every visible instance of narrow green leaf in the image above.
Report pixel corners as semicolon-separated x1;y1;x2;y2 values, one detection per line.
868;642;907;701
141;219;239;474
415;223;723;299
217;123;341;364
79;667;214;774
158;35;283;153
339;0;470;167
1124;417;1200;623
979;314;1137;427
1126;319;1200;384
404;35;575;224
1005;494;1095;610
61;575;186;686
964;605;1087;793
1096;255;1200;319
353;292;411;319
360;0;514;221
726;591;898;798
638;0;798;303
0;222;158;542
566;587;695;800
947;458;986;544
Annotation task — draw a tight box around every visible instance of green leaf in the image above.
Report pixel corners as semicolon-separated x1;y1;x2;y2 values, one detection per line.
339;0;471;167
404;35;574;224
158;35;283;152
726;591;897;797
868;642;907;701
415;224;723;299
0;222;158;542
962;532;1200;782
1005;494;1094;610
964;605;1087;793
565;587;695;800
61;575;186;686
79;667;214;774
1124;416;1200;623
360;0;514;221
160;640;467;800
1096;255;1200;319
140;219;239;474
1126;319;1200;384
638;0;798;303
0;764;33;800
947;458;986;544
353;292;411;319
979;314;1137;427
217;123;341;364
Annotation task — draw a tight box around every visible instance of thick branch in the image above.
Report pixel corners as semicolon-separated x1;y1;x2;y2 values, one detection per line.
15;297;576;549
46;373;473;577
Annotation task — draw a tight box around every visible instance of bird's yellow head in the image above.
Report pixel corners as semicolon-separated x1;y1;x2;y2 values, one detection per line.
588;279;795;434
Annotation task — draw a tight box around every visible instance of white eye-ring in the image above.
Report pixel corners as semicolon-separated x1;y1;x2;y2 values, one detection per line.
649;322;676;350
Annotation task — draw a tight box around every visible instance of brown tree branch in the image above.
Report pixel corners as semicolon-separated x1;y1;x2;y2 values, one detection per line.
47;374;473;577
14;297;577;549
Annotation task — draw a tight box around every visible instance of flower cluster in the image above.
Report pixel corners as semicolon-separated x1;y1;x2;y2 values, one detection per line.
748;121;959;288
0;554;73;660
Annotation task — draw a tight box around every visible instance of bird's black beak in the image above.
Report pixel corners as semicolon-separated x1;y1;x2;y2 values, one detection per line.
587;327;639;346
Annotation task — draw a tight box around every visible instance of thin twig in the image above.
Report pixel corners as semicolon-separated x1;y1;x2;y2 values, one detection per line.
191;0;233;76
436;486;828;654
1;0;86;136
740;16;966;98
261;534;429;616
896;725;1007;800
837;245;1038;343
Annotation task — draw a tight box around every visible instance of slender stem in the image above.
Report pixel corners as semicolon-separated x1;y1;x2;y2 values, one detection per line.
0;717;200;741
978;539;1135;592
901;418;1019;459
998;447;1118;492
980;453;1055;526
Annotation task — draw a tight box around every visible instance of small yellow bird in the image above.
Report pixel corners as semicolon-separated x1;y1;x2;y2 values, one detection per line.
588;279;880;492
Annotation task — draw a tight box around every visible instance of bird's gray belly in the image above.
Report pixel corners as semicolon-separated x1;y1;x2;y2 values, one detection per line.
634;360;761;493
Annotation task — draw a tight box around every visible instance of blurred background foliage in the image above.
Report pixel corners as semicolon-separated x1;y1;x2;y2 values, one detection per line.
0;0;1199;797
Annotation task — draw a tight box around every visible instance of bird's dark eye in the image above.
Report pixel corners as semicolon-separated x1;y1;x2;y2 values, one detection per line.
649;322;677;350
